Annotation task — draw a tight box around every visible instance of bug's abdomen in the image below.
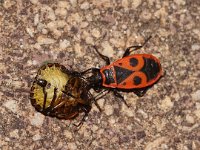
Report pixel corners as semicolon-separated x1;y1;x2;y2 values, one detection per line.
101;54;162;89
141;57;161;82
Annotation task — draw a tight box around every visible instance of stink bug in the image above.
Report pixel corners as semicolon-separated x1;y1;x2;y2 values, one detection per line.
80;36;163;106
30;63;100;126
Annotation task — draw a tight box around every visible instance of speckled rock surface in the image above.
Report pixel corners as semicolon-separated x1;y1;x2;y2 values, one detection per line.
1;0;200;149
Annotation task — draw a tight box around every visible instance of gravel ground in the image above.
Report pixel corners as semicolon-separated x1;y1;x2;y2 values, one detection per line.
1;0;200;150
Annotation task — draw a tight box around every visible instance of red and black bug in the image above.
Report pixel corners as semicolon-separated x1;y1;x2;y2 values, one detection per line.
80;36;163;105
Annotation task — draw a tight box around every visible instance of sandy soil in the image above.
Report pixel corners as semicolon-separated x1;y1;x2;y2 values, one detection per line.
0;0;200;149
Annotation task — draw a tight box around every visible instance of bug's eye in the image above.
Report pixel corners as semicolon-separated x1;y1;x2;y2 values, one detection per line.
37;79;47;87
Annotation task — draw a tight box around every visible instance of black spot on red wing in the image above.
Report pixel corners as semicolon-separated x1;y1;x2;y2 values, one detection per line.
133;76;142;85
114;66;133;84
102;69;115;85
141;57;160;81
119;63;122;66
130;58;138;67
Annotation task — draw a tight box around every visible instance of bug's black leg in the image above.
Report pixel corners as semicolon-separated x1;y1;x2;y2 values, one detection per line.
113;90;129;107
86;92;102;112
49;87;58;108
43;88;59;115
91;89;111;112
93;100;102;112
123;46;143;57
94;89;110;100
73;105;91;128
62;90;77;99
42;87;47;110
70;68;100;77
123;36;152;57
81;68;100;76
36;79;48;110
93;46;110;65
133;88;148;97
93;87;103;93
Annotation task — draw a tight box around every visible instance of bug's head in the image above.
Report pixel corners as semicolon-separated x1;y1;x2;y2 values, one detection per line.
87;69;102;88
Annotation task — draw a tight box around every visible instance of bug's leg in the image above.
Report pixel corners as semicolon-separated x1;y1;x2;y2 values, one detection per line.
71;68;100;77
80;87;102;112
42;87;59;115
94;89;110;100
113;90;129;107
35;79;48;110
81;68;100;76
56;91;80;111
133;88;148;97
42;87;47;110
93;46;110;65
93;100;102;112
49;87;58;108
73;105;91;128
93;86;103;93
91;89;111;112
123;36;152;57
88;92;102;112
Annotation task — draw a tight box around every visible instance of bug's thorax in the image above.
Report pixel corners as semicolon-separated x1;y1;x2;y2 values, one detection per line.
87;69;103;88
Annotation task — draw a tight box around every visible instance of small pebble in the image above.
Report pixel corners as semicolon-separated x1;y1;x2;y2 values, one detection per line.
158;96;174;112
104;105;114;116
101;41;114;57
33;133;41;141
185;114;194;124
122;0;129;8
140;10;152;21
30;0;38;4
26;27;34;37
191;90;200;101
55;8;67;17
70;0;77;7
3;100;19;113
59;39;70;49
96;98;105;109
3;0;15;9
9;129;19;139
194;109;200;119
64;130;73;139
80;2;90;10
29;112;45;127
91;28;101;38
145;137;168;150
174;0;186;5
137;109;148;119
122;104;134;117
131;0;142;9
67;142;77;150
57;1;69;8
37;36;56;45
191;44;200;51
85;36;94;45
34;14;39;26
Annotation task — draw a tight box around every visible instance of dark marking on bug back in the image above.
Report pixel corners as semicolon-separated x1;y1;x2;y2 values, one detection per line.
141;57;160;81
37;79;47;87
130;58;138;67
114;66;133;84
133;76;142;85
102;69;115;85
